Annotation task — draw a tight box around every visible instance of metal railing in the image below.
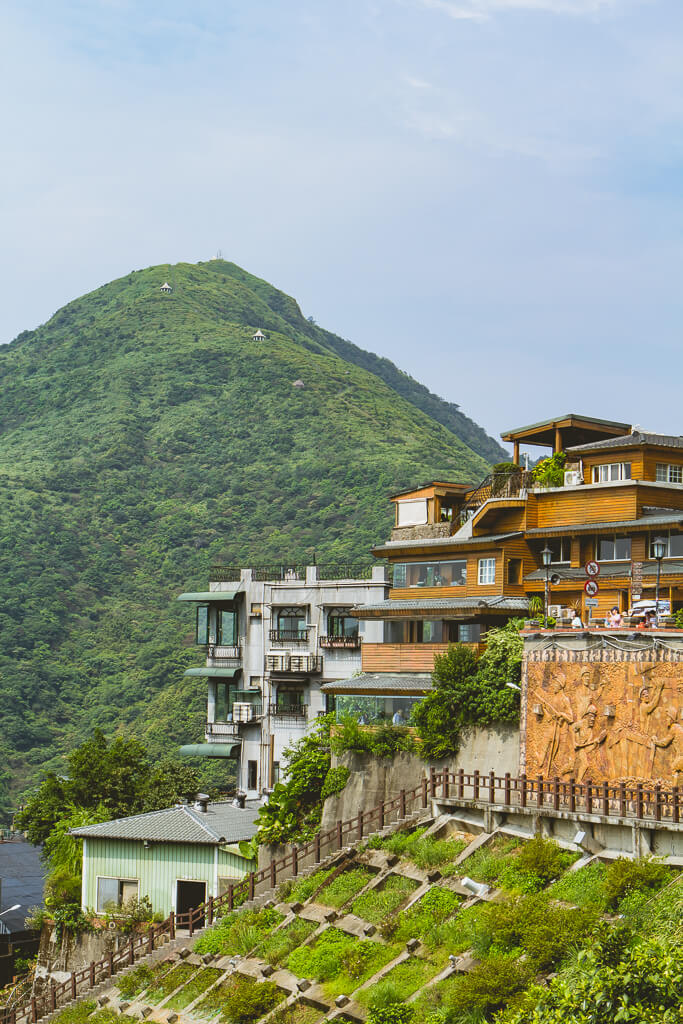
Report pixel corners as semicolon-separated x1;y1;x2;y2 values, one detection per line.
268;629;309;643
209;564;389;583
269;704;308;719
319;635;361;649
205;721;241;738
7;768;680;1024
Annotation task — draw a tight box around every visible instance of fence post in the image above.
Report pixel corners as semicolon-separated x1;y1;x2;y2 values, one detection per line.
31;997;37;1023
636;783;644;819
586;780;593;815
602;781;610;817
71;973;77;999
504;772;511;805
458;768;465;798
292;846;299;877
619;781;626;817
673;786;680;824
337;820;343;849
380;800;385;829
443;766;449;799
189;909;195;938
489;770;495;804
421;778;428;808
520;772;527;808
553;777;560;811
473;770;480;800
567;778;575;812
148;925;154;953
429;766;436;797
655;784;662;822
271;858;277;887
90;959;97;985
228;884;234;911
536;776;543;809
359;811;364;840
108;951;114;977
169;910;175;939
50;983;56;1013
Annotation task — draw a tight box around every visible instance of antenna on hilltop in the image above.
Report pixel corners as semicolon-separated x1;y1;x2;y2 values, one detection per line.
216;249;223;260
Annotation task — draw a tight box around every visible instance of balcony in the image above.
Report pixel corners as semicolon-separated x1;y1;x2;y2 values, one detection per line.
266;653;322;673
207;644;242;667
319;634;362;650
205;721;241;740
269;629;309;644
361;642;484;673
269;703;308;722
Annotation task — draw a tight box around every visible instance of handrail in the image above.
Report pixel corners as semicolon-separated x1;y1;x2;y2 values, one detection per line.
5;769;680;1024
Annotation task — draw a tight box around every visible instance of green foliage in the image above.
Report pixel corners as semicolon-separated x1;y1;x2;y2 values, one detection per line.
351;874;418;924
532;451;567;489
287;867;334;903
252;918;319;966
51;1001;98;1024
44;870;82;911
512;836;579;888
367;1005;414;1024
423;955;534;1020
413;624;521;759
546;861;607;909
287;928;397;998
0;259;496;821
193;907;283;956
109;895;155;935
255;715;333;844
368;827;467;869
361;958;438;1008
321;765;350;801
331;718;417;759
116;964;154;999
602;857;672;909
16;731;201;843
199;975;282;1023
318;867;374;908
51;903;93;944
166;968;222;1010
674;608;683;628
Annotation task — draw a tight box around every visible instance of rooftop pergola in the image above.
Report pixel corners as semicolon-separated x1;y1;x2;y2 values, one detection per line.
501;413;631;465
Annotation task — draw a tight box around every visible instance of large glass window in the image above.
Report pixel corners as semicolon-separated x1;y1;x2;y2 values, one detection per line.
217;609;238;645
96;877;139;913
543;538;570;564
393;559;467;588
597;535;631;561
478;558;496;585
656;463;683;484
327;609;359;637
196;605;209;645
335;694;423;726
396;499;428;526
649;532;683;558
593;463;632;483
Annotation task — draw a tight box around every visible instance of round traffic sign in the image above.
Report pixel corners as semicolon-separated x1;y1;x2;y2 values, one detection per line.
584;579;599;597
585;560;600;577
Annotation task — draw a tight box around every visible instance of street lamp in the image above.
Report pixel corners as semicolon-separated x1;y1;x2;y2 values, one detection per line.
653;536;666;625
0;904;20;917
541;546;552;627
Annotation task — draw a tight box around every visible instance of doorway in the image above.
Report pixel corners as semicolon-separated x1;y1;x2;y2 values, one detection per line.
176;880;206;926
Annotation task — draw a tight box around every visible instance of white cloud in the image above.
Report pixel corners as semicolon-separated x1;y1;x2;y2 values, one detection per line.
418;0;626;20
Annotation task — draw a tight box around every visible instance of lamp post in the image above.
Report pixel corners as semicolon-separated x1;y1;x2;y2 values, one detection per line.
653;536;666;625
541;546;552;627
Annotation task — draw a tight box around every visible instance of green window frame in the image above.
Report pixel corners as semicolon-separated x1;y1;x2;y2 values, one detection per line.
196;605;209;645
217;609;238;645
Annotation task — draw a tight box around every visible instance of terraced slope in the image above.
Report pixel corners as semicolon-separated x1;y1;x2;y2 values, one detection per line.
52;813;682;1024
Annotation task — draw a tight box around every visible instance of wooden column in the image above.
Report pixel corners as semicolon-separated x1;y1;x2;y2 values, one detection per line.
554;426;562;453
513;441;520;465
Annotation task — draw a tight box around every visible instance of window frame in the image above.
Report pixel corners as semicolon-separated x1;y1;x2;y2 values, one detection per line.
327;608;359;638
217;608;238;646
656;463;683;484
596;534;632;562
593;463;632;483
196;605;210;645
477;557;496;585
96;876;139;914
392;558;467;588
649;531;683;558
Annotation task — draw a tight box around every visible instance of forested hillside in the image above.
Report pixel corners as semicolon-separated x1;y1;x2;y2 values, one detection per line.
0;261;503;819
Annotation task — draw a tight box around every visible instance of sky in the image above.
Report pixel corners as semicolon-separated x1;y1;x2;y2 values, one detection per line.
3;0;683;447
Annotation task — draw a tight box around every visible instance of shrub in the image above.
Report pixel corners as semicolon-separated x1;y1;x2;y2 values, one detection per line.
116;964;154;999
253;917;318;966
440;954;534;1017
317;867;373;908
510;836;578;888
367;1005;414;1024
368;827;466;870
202;976;281;1023
288;867;334;902
24;906;49;931
603;857;672;909
321;766;350;801
194;906;283;956
351;874;418;924
331;719;416;759
546;861;607;909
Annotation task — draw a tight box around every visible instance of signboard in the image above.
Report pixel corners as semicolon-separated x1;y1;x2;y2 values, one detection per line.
585;560;600;577
631;561;643;602
585;598;599;608
584;579;599;597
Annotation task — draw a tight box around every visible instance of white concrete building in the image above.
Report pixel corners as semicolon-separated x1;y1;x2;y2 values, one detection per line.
178;564;388;797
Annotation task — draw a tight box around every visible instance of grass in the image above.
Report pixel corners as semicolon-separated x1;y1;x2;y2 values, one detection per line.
51;1001;97;1024
369;828;468;871
356;956;440;1007
116;964;156;1000
286;927;399;999
351;874;419;924
546;862;607;909
270;1003;322;1024
288;868;335;903
143;962;198;1004
387;885;462;949
194;907;284;956
316;867;375;908
197;975;283;1022
165;967;223;1010
459;834;579;894
253;917;319;966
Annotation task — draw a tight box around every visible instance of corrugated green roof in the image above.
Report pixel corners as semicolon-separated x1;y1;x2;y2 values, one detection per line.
177;590;239;602
179;742;241;758
184;667;241;678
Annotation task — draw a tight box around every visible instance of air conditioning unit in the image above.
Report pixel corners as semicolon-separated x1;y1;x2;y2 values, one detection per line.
564;470;583;487
232;703;255;723
266;652;290;672
548;605;563;619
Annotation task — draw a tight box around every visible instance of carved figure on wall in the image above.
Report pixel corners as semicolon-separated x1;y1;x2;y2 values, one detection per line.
536;668;575;777
572;704;608;781
652;707;683;782
575;665;604;721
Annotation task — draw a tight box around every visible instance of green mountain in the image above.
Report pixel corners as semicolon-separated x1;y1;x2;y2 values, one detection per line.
0;260;505;818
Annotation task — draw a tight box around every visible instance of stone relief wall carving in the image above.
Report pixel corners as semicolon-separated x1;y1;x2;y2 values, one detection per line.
524;656;683;785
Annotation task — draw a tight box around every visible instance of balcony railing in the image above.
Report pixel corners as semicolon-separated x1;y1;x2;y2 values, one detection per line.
210;564;391;583
207;644;242;666
319;635;361;650
231;703;263;723
266;654;322;673
205;721;241;739
269;629;309;643
269;704;308;720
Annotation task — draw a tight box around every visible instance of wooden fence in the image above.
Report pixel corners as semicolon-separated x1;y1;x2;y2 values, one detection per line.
3;769;680;1024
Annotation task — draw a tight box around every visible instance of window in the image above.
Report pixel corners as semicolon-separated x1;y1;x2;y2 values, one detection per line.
649;532;683;558
392;559;467;588
396;498;428;526
656;463;683;484
196;605;209;645
596;535;631;561
247;760;257;789
507;558;522;584
458;623;482;643
96;877;139;913
275;607;307;638
327;609;358;638
217;609;237;645
478;558;496;585
593;463;632;483
272;762;280;785
543;538;570;564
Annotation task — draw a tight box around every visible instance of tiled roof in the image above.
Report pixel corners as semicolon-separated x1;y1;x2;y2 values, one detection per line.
567;431;683;452
321;673;433;694
525;513;683;537
372;532;522;554
352;596;529;616
69;800;260;845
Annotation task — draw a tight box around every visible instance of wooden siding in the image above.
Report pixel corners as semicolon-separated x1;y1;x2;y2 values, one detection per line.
532;486;638;528
389;586;467;602
82;838;253;917
361;642;482;672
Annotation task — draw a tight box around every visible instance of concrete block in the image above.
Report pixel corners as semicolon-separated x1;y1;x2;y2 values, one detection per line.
335;995;349;1007
202;953;214;964
97;997;109;1007
178;948;191;959
406;938;419;953
427;870;442;883
363;923;376;936
324;910;338;923
140;1007;152;1018
297;979;311;992
119;1003;130;1013
261;965;274;977
167;1015;179;1023
290;902;304;913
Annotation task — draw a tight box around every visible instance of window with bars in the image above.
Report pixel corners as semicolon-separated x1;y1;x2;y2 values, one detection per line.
656;463;683;484
478;558;496;585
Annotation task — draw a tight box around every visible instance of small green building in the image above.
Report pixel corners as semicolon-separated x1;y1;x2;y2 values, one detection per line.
71;798;258;919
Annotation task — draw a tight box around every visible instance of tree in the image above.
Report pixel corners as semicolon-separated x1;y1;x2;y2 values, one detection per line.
15;730;201;843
